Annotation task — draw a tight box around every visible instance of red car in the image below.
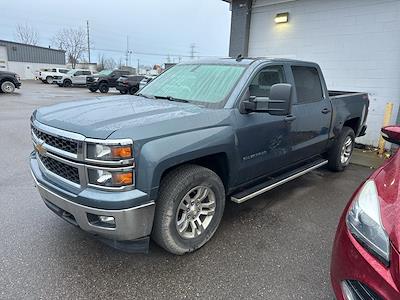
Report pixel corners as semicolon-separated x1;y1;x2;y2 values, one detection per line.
331;125;400;299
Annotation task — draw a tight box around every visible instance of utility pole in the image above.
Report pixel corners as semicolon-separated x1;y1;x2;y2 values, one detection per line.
137;59;140;75
125;36;129;66
86;20;91;63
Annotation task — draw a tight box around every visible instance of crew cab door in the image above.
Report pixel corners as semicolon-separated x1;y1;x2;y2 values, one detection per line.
234;65;292;184
288;65;332;161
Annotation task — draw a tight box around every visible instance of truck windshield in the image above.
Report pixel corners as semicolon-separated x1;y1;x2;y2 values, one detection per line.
140;64;246;107
98;70;113;76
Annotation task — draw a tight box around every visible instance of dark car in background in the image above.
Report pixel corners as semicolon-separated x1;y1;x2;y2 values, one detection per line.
116;75;145;94
0;70;21;93
86;69;131;93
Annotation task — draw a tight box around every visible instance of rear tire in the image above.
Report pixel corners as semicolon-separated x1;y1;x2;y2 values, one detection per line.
89;87;97;92
99;83;109;93
1;81;15;93
152;164;225;255
63;79;72;87
46;76;53;84
119;89;128;94
327;126;355;172
129;86;138;95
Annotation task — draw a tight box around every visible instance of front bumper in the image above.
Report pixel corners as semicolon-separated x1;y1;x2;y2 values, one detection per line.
30;155;155;242
331;211;400;299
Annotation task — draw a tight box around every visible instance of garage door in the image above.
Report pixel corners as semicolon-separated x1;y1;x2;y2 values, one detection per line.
0;46;8;71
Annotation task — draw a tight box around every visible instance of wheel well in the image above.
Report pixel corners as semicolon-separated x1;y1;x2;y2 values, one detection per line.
0;78;13;85
160;153;229;191
343;118;360;134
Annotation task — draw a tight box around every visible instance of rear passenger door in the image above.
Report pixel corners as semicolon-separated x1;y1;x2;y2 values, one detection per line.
289;65;332;162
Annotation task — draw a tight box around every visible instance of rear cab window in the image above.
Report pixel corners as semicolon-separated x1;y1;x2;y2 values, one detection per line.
291;66;323;103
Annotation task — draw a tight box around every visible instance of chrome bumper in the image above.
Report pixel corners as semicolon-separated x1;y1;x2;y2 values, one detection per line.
31;170;155;241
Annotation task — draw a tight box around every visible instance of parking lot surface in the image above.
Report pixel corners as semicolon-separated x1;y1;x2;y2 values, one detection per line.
0;81;374;299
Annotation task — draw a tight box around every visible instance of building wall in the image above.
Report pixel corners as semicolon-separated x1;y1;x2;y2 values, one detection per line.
247;0;400;146
0;40;65;65
8;61;66;80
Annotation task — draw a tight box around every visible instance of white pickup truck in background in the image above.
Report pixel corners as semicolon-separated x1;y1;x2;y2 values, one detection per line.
35;68;69;84
54;69;94;87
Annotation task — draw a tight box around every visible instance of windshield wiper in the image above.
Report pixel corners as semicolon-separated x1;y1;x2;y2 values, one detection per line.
154;95;189;103
136;93;156;99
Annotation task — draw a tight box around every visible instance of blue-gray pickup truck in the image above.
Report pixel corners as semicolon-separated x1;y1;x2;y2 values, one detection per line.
30;58;369;254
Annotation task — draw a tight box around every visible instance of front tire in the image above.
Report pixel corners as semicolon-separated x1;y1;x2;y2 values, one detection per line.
63;79;72;87
99;83;109;93
152;165;225;255
1;81;15;93
327;126;355;172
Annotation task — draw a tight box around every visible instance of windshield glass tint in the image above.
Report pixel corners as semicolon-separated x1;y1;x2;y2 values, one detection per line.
98;70;112;76
140;64;246;105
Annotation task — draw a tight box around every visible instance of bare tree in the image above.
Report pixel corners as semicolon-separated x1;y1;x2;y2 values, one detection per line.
15;24;39;45
52;28;87;69
104;57;116;70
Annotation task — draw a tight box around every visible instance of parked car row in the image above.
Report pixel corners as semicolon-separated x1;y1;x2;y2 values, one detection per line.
0;68;156;94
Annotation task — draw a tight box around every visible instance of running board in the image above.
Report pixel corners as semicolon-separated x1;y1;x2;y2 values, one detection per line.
231;159;328;204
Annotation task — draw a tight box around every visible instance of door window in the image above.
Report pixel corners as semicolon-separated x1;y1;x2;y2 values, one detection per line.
291;66;323;103
249;66;285;98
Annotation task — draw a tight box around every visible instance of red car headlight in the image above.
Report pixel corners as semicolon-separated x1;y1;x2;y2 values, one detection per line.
346;180;390;266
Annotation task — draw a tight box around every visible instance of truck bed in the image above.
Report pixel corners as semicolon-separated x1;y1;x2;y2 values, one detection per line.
328;90;369;137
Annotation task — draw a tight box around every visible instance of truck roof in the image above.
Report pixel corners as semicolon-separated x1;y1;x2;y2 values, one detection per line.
180;57;316;66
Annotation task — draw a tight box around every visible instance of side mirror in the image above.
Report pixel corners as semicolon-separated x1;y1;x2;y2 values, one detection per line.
242;83;292;115
382;126;400;145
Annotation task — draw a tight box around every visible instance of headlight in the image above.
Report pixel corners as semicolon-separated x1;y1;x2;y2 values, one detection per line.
87;143;133;161
88;169;134;188
346;180;390;266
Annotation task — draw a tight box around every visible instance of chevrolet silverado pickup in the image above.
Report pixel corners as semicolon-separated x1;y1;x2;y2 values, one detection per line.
30;58;369;255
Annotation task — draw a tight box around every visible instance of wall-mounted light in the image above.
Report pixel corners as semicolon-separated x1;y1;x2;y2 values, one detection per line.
275;12;289;24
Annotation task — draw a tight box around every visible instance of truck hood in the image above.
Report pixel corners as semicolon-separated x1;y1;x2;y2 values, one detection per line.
34;96;231;140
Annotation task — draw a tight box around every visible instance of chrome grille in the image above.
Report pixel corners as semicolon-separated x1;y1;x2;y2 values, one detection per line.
32;126;78;154
38;154;80;184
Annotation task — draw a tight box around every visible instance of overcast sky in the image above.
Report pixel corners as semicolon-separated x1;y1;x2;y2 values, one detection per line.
0;0;231;67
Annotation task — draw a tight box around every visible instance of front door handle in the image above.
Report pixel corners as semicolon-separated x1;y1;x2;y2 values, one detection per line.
321;108;331;114
284;115;296;122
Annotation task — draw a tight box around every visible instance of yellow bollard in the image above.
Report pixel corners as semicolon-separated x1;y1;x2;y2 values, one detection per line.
378;102;394;156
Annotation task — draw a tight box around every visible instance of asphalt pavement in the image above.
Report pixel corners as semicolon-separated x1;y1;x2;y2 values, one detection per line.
0;81;374;299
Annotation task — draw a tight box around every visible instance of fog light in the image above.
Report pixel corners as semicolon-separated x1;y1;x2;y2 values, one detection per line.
87;213;116;228
99;216;115;225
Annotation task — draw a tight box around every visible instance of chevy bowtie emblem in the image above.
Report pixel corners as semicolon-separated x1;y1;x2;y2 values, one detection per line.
35;142;47;155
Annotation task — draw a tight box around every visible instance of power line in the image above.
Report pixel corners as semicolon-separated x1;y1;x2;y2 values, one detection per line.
92;47;219;58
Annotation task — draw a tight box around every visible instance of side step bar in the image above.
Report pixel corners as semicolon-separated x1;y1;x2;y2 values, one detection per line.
231;159;328;204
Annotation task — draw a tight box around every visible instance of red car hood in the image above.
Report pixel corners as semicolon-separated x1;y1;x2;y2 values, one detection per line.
375;149;400;251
